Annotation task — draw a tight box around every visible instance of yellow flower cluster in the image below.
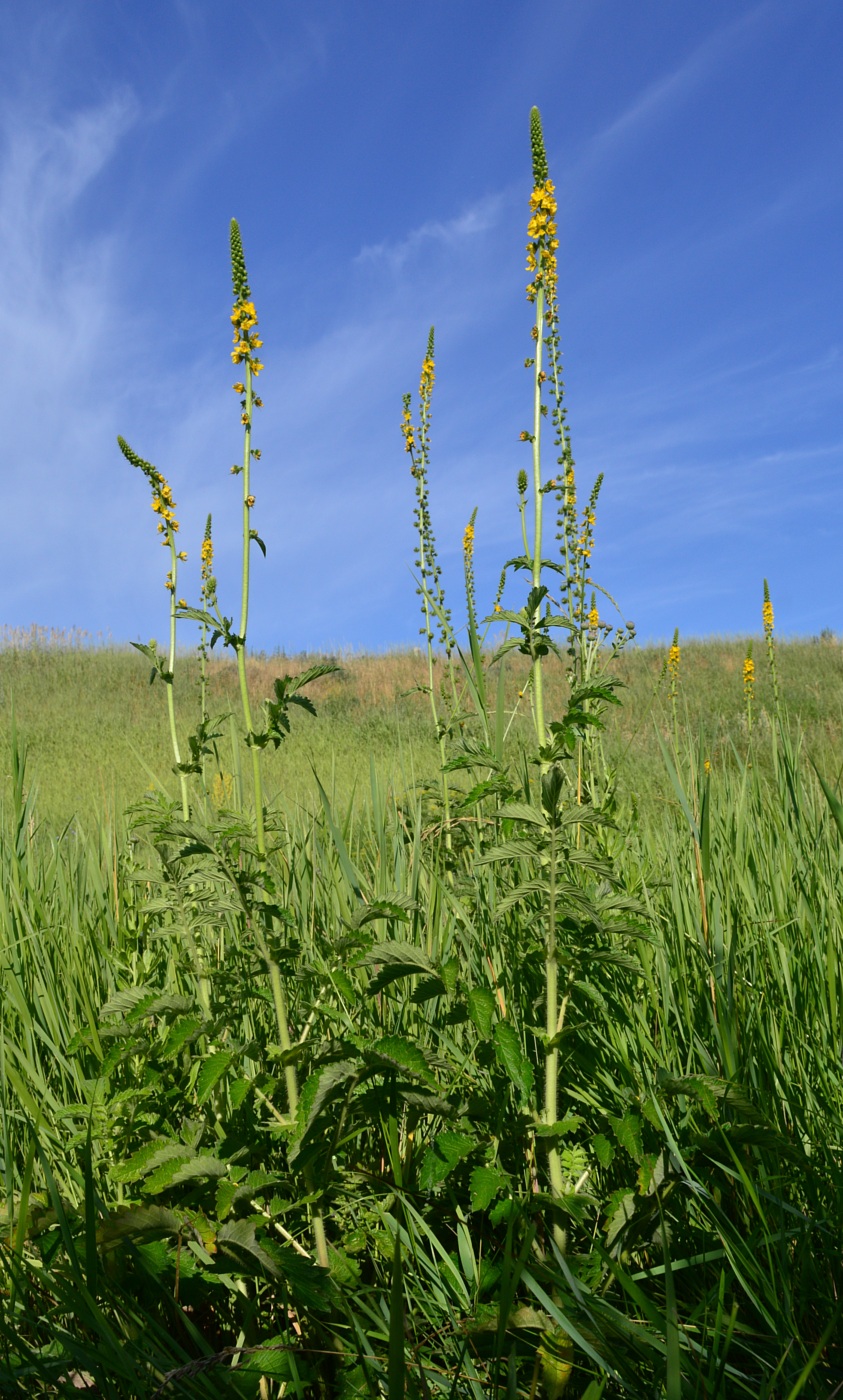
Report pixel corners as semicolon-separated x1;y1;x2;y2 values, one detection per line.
743;654;755;696
588;605;599;629
762;597;774;633
668;642;681;681
526;178;559;304
230;299;264;375
201;535;213;573
150;477;180;540
419;356;435;399
463;520;475;558
401;405;415;455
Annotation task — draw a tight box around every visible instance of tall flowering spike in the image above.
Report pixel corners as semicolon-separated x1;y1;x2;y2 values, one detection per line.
526;112;558;305
117;435;155;479
419;326;435;399
743;645;755;698
230;219;251;302
668;628;681;683
118;435;180;542
762;578;774;635
530;106;549;186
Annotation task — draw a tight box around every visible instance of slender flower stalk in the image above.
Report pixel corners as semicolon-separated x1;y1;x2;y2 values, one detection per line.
668;627;681;754
743;642;755;734
198;514;215;784
524;106;558;747
402;329;456;851
229;222;327;1268
763;579;780;717
118;437;190;820
229;220;267;857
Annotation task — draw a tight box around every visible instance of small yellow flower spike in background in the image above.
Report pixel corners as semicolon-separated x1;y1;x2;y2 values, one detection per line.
762;578;780;716
743;641;755;734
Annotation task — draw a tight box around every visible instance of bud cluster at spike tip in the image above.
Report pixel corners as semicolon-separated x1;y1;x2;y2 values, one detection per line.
118;435;182;567
230;219;251;303
530;106;549;187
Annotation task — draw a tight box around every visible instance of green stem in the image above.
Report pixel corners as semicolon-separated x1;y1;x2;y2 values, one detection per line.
165;533;190;821
544;829;565;1233
236;350;327;1269
532;288;546;749
235;359;267;858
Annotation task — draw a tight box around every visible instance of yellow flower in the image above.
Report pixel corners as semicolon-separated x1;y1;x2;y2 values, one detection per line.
201;538;213;566
743;655;755;696
232;381;245;393
463;521;475;556
668;642;680;679
251;335;263;349
588;606;599;629
177;598;187;608
704;758;711;774
251;360;264;375
494;602;502;613
400;407;415;453
241;411;250;425
762;598;774;632
177;551;187;561
419;356;435;397
246;494;255;507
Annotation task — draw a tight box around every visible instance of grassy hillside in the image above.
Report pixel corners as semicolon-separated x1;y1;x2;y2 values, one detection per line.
2;629;841;828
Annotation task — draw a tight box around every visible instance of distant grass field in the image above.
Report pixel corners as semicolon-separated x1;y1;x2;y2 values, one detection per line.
2;627;841;828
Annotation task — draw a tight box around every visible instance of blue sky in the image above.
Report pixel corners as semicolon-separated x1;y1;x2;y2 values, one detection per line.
1;0;841;652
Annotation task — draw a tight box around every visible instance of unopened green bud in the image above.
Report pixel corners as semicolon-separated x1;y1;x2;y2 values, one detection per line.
530;106;549;186
229;218;251;301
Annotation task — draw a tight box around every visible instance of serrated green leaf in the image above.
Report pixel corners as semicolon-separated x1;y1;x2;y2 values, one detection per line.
467;987;496;1039
300;1060;360;1139
418;1131;476;1190
592;1134;614;1168
362;941;436;994
229;1077;251;1112
143;1153;194;1193
609;1112;643;1164
100;987;154;1019
161;1014;204;1059
196;1050;235;1104
367;1036;435;1084
111;1141;186;1186
469;1166;508;1212
97;1204;181;1247
474;839;544;867
217;1218;278;1277
216;1178;238;1220
493;1021;534;1107
493;881;550;920
605;1190;635;1247
498;802;548;826
440;957;460;996
534;1115;584;1140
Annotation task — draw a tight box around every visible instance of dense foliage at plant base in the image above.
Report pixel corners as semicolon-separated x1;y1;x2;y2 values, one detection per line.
1;699;843;1397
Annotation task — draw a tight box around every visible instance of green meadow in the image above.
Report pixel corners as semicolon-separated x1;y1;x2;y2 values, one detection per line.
2;632;841;829
2;110;843;1398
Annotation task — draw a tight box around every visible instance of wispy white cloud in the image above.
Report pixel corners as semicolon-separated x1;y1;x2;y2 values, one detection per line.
356;193;504;271
582;3;773;169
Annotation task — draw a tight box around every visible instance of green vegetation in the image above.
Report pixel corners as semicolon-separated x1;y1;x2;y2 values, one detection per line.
1;112;843;1399
1;635;841;830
